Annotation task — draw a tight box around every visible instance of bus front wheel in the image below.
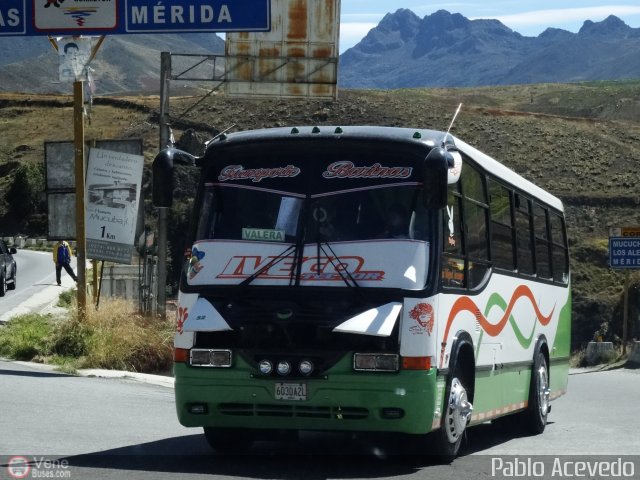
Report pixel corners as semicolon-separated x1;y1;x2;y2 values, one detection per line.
433;365;473;460
203;427;254;454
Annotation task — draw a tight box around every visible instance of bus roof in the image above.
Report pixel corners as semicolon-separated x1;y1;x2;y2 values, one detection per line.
205;125;564;212
207;125;444;148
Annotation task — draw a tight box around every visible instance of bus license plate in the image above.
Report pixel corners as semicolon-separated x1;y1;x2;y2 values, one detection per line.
275;383;307;401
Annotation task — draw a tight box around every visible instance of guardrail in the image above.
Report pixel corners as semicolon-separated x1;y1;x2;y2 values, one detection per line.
2;236;77;250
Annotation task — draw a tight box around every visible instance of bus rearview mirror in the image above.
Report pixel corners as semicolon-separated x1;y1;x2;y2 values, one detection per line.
152;148;197;208
422;147;451;210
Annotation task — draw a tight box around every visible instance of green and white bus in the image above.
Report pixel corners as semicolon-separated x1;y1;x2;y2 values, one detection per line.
153;125;570;458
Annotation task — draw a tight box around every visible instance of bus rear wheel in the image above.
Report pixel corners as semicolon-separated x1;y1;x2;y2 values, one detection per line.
521;351;550;434
203;427;254;454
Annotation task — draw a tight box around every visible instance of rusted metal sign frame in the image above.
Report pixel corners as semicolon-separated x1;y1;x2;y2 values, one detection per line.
225;0;340;99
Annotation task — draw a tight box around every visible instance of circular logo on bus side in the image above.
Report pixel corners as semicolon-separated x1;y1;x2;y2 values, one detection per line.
7;456;31;479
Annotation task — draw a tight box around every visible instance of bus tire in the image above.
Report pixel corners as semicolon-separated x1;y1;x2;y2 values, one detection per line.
203;427;254;454
434;347;474;460
522;349;550;435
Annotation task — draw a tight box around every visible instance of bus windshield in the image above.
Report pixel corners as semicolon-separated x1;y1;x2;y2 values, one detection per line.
189;144;434;290
196;183;428;243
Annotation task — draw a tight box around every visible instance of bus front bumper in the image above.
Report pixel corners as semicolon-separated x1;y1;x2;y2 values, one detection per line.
174;362;438;435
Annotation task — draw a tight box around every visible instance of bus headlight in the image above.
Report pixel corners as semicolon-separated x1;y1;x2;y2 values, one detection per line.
298;360;314;376
190;349;232;367
259;359;273;375
353;353;399;372
277;360;292;376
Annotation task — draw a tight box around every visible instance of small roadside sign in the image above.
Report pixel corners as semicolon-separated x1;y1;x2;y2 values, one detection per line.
609;227;640;269
34;0;117;33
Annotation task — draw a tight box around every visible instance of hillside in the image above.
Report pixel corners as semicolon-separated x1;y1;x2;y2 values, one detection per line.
1;82;639;350
0;33;224;94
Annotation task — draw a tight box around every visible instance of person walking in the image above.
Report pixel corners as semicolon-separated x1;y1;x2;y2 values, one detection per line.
53;240;77;286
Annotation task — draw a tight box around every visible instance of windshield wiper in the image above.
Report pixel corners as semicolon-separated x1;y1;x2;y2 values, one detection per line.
239;244;297;287
313;229;362;291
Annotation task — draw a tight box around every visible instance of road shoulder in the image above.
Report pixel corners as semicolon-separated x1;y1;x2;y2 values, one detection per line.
3;358;175;388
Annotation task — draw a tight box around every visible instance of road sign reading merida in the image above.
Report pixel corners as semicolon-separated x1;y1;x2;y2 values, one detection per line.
609;227;640;269
0;0;270;36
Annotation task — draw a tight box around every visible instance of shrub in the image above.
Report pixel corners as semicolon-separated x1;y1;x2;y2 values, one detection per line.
0;314;53;360
57;289;76;308
78;298;174;373
0;298;174;374
50;316;90;358
6;162;45;218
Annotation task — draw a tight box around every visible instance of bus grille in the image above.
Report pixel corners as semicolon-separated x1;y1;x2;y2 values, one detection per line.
218;403;369;420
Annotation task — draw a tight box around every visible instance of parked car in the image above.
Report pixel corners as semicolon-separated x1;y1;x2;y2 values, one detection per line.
0;239;17;296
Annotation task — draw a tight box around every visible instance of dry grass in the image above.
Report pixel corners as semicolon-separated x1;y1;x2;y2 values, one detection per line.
72;298;174;373
0;297;174;374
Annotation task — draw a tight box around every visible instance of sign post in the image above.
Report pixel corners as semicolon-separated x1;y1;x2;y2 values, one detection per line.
609;227;640;354
47;36;106;320
74;80;87;317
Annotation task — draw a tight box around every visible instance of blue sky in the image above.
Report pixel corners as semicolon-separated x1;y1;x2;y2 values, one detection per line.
340;1;640;52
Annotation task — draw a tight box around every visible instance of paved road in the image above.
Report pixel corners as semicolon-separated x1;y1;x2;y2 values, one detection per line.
0;249;77;322
1;360;639;480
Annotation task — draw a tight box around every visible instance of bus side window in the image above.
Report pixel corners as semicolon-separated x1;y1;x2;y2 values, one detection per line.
441;160;490;290
461;162;490;288
464;198;490;287
442;184;465;287
489;180;515;270
550;212;569;283
514;193;534;275
534;203;552;279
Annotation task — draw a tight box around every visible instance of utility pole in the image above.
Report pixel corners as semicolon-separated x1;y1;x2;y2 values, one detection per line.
74;80;87;319
156;52;172;319
49;36;105;321
623;270;630;355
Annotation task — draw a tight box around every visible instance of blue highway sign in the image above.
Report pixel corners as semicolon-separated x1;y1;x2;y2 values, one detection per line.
0;1;26;36
1;0;271;36
609;237;640;269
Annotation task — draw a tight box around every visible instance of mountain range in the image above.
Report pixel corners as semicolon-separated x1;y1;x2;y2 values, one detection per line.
339;9;640;88
0;34;224;94
1;9;639;93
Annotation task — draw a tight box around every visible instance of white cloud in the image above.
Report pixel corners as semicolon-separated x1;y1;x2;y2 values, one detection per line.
339;22;379;51
341;13;387;22
338;4;640;51
479;5;640;28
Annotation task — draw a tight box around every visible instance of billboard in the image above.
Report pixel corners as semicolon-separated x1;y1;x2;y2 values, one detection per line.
225;0;340;99
44;139;143;246
45;141;78;240
0;0;270;36
86;148;144;264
